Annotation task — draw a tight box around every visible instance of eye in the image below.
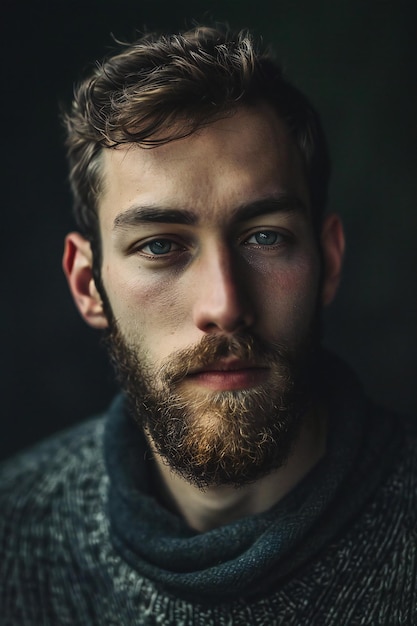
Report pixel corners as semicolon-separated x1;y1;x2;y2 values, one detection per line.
244;230;284;246
140;239;181;256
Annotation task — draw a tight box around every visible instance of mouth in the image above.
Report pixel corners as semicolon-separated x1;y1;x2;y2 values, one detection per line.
186;359;269;391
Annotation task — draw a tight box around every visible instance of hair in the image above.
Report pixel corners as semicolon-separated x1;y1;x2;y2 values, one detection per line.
63;25;331;282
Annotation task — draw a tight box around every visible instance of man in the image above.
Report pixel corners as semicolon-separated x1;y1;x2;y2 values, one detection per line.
0;26;415;625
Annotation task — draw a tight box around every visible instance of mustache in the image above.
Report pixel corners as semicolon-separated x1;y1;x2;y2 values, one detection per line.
159;333;293;386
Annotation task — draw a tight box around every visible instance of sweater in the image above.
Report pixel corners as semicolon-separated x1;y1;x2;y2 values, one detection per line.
0;354;416;625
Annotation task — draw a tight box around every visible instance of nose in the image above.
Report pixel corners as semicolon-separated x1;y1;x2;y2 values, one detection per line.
192;244;255;334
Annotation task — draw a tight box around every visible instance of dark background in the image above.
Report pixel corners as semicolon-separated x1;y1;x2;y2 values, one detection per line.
1;0;416;461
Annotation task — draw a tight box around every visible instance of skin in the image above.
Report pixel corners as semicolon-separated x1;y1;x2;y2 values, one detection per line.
63;103;345;531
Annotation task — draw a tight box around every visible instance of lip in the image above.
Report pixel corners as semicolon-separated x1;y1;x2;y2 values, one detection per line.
187;360;269;391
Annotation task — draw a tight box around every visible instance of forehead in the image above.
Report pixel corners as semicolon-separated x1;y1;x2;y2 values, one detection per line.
98;104;309;231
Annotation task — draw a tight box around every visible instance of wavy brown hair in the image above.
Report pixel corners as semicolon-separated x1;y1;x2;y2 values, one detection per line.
63;26;330;279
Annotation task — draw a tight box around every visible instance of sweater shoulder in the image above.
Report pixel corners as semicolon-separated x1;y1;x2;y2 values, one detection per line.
0;415;115;623
367;409;417;510
0;416;107;517
382;411;417;491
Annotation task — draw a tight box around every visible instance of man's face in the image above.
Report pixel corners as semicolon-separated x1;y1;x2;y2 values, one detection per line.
96;104;324;486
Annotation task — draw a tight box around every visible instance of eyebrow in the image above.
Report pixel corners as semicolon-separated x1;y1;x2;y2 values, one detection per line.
231;196;307;222
112;195;307;231
113;206;196;229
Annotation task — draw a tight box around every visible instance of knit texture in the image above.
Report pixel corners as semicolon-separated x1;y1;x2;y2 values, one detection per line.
1;355;416;625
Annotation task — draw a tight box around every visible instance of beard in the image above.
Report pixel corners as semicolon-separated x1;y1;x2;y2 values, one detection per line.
104;321;320;489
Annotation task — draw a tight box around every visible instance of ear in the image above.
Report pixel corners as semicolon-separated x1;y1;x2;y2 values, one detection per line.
320;213;345;306
62;232;109;329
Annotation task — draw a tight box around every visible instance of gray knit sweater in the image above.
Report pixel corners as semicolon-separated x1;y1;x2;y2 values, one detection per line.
1;356;416;625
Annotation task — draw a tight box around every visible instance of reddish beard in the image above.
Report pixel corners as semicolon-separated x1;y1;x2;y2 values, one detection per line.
105;329;317;488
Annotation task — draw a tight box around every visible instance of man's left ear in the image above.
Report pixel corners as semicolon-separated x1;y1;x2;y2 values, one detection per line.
320;213;345;306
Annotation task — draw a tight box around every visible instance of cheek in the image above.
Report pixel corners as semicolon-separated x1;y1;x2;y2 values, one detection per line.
104;264;189;343
256;256;320;336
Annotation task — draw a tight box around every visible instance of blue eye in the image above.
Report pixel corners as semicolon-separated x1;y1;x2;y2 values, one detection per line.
143;239;177;255
246;231;283;245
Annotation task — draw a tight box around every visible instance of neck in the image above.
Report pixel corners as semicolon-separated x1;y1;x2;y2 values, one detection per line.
149;407;327;532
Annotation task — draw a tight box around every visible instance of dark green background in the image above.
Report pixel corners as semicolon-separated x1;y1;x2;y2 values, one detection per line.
1;0;416;460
